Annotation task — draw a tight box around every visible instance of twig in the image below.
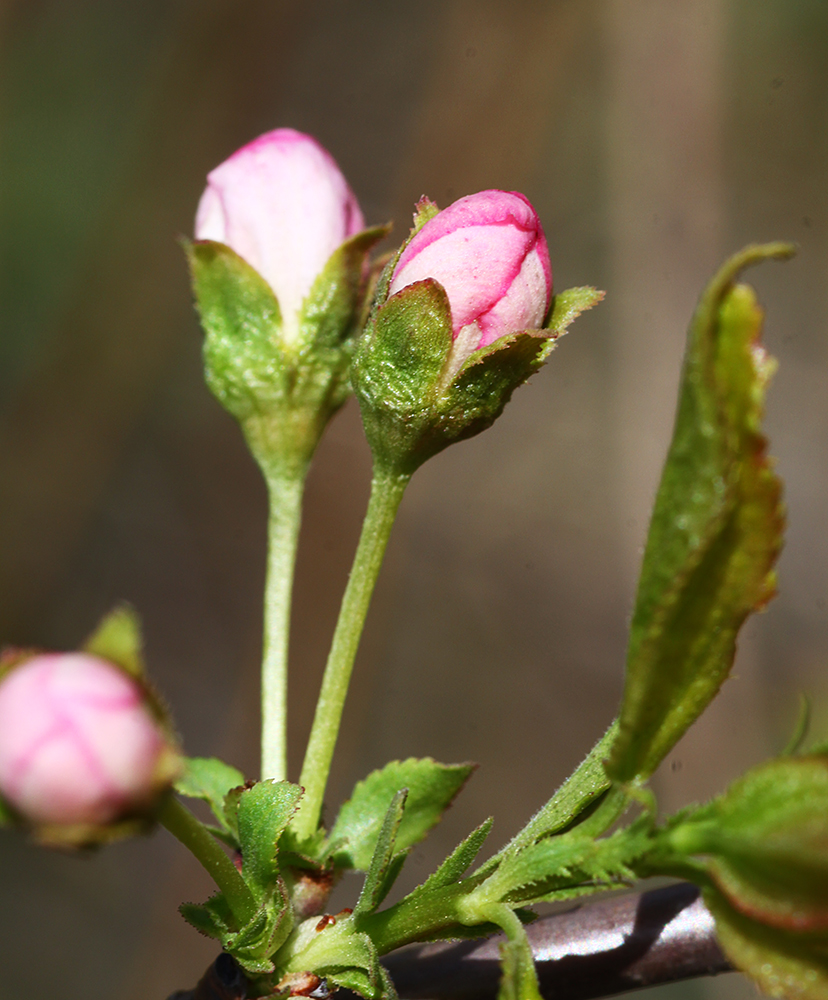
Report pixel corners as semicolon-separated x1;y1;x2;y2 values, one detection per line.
168;882;731;1000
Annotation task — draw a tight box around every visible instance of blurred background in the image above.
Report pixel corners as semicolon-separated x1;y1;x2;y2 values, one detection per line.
0;1;826;998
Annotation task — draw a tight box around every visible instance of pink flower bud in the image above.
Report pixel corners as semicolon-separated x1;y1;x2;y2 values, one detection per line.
195;128;365;344
0;653;172;826
388;190;552;351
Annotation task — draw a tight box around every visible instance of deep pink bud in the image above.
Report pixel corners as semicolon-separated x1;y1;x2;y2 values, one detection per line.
388;190;552;351
0;653;171;826
195;128;365;344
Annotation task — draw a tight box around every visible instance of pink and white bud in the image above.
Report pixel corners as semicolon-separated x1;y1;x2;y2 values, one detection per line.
388;190;552;354
0;653;173;826
195;128;365;345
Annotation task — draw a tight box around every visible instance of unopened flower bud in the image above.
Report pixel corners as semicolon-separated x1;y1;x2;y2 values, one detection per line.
195;128;365;346
0;653;178;831
388;189;552;359
352;192;601;476
188;129;386;473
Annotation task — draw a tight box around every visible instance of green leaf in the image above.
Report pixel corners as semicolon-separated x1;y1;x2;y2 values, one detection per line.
186;239;286;422
82;603;145;678
179;892;235;941
669;756;828;932
226;885;294;975
474;821;652;907
237;780;303;902
418;818;494;893
330;758;475;871
608;243;794;783
174;757;246;838
498;721;619;860
705;886;828;1000
297;923;385;1000
355;790;408;915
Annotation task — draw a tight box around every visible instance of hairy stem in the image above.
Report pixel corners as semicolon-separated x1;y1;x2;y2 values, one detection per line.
260;469;306;781
158;795;256;924
294;465;409;841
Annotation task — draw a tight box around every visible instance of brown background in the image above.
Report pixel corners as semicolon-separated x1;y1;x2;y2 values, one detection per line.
0;3;826;998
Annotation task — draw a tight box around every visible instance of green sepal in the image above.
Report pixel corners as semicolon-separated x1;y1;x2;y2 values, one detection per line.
353;282;603;476
300;225;390;354
174;757;246;844
543;285;606;355
667;755;828;932
355;790;408;915
608;243;794;784
352;279;453;473
237;779;303;902
705;886;828;1000
82;603;145;679
412;196;439;232
329;757;475;871
187;226;385;476
187;239;286;422
81;604;178;741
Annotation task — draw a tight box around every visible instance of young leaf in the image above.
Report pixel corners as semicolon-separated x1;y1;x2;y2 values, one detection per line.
174;757;246;837
496;720;618;862
668;756;828;932
474;821;652;907
330;758;474;871
705;886;828;1000
226;884;294;975
237;779;303;902
355;789;408;916
418;818;494;894
179;892;235;941
608;244;794;783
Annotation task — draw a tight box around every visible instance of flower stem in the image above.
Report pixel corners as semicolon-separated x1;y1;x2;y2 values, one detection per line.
260;469;306;781
158;795;256;924
294;465;409;841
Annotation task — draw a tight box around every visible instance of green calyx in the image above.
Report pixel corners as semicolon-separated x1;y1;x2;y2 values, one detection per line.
351;280;603;477
186;225;387;476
